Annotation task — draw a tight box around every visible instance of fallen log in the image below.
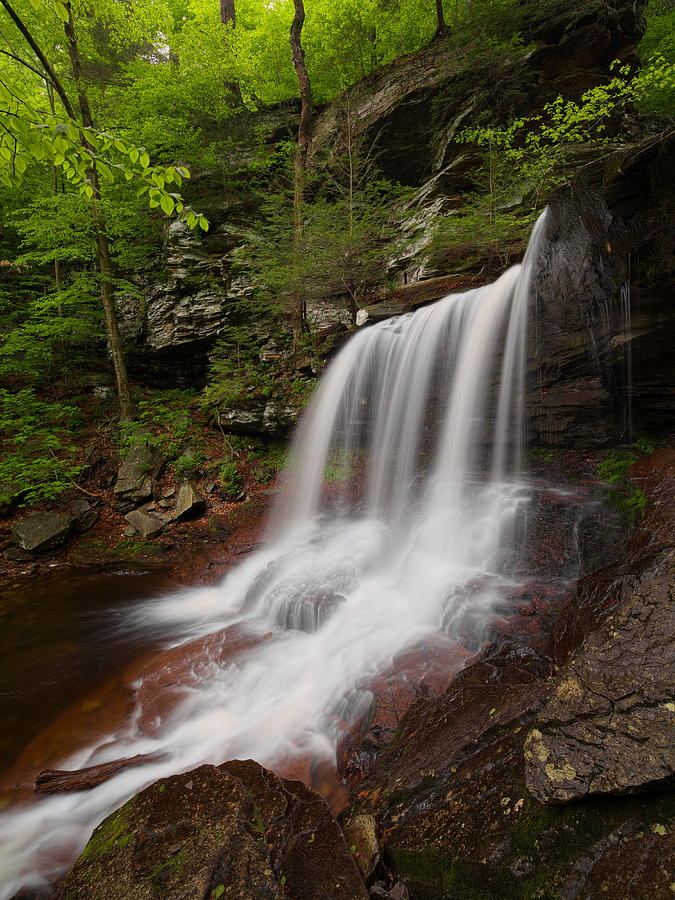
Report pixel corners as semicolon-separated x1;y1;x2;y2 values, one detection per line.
36;752;165;793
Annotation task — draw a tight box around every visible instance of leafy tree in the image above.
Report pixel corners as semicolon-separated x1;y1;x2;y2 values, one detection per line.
290;0;313;336
0;0;207;420
457;56;675;214
0;388;85;506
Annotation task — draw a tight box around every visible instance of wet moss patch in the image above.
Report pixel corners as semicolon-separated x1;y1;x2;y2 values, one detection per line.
388;848;522;899
78;798;136;862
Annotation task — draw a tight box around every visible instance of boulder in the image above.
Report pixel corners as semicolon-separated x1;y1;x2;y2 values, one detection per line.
60;759;368;900
341;451;675;899
173;483;206;520
343;814;380;881
347;639;674;900
70;497;100;533
525;450;675;803
10;511;76;553
113;440;156;506
124;509;165;538
525;551;675;802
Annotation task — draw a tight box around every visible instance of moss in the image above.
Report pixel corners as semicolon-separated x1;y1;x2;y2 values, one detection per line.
510;789;675;897
79;798;137;862
388;848;522;899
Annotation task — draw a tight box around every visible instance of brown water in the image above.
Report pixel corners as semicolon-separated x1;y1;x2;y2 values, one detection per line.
0;567;177;775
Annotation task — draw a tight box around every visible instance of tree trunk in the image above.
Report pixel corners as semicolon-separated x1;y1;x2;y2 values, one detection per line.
290;0;313;337
434;0;447;36
36;752;165;793
219;0;235;25
64;2;134;422
219;0;242;104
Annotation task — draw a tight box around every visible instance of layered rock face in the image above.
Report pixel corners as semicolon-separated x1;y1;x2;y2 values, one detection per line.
528;134;675;445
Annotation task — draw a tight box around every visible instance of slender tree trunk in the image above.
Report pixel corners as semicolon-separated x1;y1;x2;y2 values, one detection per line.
46;87;63;312
219;0;242;104
290;0;313;337
344;95;358;326
434;0;447;36
220;0;235;25
63;2;133;421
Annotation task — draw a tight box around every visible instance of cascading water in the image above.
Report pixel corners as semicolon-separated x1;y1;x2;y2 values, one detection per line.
0;211;548;898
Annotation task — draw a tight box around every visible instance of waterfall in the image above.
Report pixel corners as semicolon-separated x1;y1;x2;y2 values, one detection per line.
0;212;548;899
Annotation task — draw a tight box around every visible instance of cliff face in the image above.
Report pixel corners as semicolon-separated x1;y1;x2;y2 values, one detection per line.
122;0;674;447
528;130;675;446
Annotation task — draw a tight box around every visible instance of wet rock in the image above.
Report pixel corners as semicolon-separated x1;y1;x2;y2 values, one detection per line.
337;635;472;787
347;637;675;900
525;559;675;803
70;497;99;533
10;511;76;554
173;483;206;520
553;448;675;663
60;759;368;900
0;482;26;518
528;132;675;445
343;814;380;881
113;440;156;506
526;451;675;804
341;450;675;899
124;509;164;538
369;881;410;899
134;625;264;736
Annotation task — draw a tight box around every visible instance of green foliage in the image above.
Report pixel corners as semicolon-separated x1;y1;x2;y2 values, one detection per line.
0;388;84;505
240;138;410;327
218;459;244;499
429;209;528;272
633;435;667;455
119;390;203;472
596;448;646;523
527;447;555;462
639;0;675;115
0;0;206;226
174;450;206;480
251;445;287;484
458;57;675;213
596;449;639;484
201;321;284;416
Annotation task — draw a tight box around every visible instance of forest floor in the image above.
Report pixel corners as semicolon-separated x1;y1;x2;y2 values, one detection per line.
0;404;284;592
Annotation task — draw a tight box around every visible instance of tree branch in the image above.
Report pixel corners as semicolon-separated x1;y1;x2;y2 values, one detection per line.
0;45;55;83
0;0;76;119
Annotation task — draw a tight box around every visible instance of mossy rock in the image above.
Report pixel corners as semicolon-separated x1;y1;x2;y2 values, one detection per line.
60;760;368;900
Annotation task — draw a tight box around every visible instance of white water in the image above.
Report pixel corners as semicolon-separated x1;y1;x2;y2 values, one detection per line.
0;212;547;898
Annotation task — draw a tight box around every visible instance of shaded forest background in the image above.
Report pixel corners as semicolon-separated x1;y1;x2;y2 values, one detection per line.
0;0;673;513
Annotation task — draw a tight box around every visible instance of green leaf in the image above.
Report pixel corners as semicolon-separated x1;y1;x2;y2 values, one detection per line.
140;151;150;169
53;1;70;23
160;195;175;216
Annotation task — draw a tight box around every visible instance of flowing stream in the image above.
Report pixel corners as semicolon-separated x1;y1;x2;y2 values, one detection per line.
0;212;548;897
